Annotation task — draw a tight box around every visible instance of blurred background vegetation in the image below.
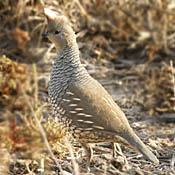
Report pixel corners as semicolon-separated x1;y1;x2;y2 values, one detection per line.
0;0;175;174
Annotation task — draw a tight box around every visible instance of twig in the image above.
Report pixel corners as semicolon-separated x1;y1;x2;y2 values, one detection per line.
170;60;175;111
64;137;80;175
73;0;89;18
22;89;64;174
170;153;175;171
32;63;38;110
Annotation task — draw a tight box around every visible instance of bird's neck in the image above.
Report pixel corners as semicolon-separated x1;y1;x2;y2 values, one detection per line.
55;43;80;68
53;43;89;82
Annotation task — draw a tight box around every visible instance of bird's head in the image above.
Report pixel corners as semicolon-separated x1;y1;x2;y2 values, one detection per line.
43;9;76;50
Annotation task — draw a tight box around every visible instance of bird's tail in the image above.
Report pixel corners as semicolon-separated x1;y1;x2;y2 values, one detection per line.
120;129;159;164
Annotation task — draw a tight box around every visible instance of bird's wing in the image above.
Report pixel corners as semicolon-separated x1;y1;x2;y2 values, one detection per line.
59;77;130;134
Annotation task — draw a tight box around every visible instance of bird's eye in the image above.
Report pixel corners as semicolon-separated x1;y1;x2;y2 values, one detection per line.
54;30;60;34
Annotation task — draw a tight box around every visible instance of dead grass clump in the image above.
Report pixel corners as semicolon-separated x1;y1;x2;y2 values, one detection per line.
0;149;11;175
0;108;69;173
0;111;69;173
0;55;31;112
138;62;175;114
1;0;175;62
0;0;45;60
0;54;69;173
69;0;175;57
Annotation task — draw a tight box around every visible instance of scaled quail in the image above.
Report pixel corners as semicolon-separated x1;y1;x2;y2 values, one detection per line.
43;9;159;166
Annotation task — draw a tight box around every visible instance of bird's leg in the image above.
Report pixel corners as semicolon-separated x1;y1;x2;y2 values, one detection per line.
112;143;123;158
112;142;128;164
112;142;117;158
80;142;93;170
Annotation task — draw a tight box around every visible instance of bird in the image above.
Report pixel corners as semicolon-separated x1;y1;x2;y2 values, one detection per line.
42;8;159;167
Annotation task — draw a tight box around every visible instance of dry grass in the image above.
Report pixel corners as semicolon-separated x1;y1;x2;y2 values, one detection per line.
0;0;175;174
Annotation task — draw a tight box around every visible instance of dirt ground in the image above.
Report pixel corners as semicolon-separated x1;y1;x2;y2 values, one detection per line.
0;0;175;174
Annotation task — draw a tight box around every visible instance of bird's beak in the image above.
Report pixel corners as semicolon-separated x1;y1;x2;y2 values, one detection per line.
42;31;48;38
